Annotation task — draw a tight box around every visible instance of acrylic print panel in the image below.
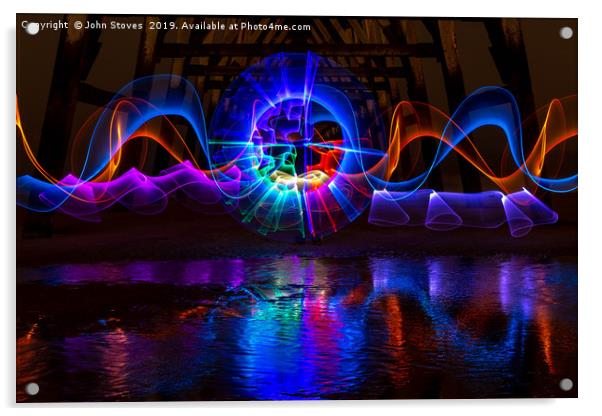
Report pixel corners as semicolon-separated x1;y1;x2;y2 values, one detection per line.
16;14;577;401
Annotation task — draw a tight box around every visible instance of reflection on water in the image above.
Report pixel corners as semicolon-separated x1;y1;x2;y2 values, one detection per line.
17;255;577;401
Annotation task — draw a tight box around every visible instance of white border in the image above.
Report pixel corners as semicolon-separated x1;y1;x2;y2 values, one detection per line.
3;1;600;415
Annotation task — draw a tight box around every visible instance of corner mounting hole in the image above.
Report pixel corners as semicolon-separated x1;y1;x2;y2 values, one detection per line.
559;26;573;40
559;378;573;392
25;22;40;36
25;382;39;396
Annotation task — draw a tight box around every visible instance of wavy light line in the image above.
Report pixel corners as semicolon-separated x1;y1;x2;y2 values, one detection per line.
16;53;577;240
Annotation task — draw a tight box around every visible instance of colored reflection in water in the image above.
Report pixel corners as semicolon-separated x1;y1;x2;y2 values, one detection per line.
17;255;577;401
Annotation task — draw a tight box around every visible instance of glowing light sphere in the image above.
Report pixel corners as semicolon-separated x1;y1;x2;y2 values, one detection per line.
209;53;387;240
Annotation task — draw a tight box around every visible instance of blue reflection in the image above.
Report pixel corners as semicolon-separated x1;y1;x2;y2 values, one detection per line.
17;255;577;400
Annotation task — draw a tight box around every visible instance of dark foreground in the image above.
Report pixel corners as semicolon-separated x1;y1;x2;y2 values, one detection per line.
17;207;578;401
17;253;577;401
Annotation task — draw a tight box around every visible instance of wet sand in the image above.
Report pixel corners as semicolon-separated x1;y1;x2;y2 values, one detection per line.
17;206;577;267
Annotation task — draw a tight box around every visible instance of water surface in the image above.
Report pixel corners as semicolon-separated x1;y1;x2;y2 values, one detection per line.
17;255;577;401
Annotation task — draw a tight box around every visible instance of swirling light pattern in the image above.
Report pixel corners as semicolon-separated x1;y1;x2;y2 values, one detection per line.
208;53;386;240
16;52;577;240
